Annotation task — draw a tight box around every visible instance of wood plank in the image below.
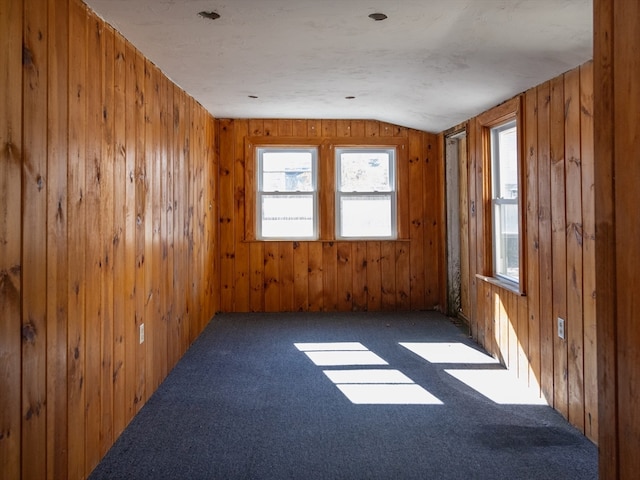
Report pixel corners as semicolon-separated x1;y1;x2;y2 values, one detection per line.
293;242;309;311
112;29;127;441
336;120;351;137
467;118;479;341
279;242;295;311
84;14;104;472
100;24;115;457
350;120;365;137
306;119;321;137
0;0;23;473
322;242;338;311
352;243;368;311
250;242;264;312
308;242;323;311
593;2;615;472
218;119;235;311
123;38;138;425
580;61;598;443
263;242;280;312
66;4;87;476
321;119;336;137
133;47;147;410
408;130;426;309
423;133;440;307
22;0;49;474
366;242;382;311
174;89;188;354
319;144;335;240
564;67;585;432
396;143;409;239
160;74;172;373
395;243;411;311
380;241;396;311
263;119;277;137
337;242;353;311
45;0;69;477
233;120;250;312
277;119;293;136
524;87;539;393
611;2;640;476
365;120;380;137
249;119;264;136
458;133;470;320
550;73;568;419
292;119;307;137
537;81;554;404
164;78;176;369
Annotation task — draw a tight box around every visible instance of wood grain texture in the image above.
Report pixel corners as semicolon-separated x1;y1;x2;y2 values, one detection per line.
217;119;442;313
462;62;596;442
0;1;218;477
0;0;23;478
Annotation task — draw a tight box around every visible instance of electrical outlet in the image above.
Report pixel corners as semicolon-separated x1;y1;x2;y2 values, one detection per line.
139;323;145;344
558;317;565;340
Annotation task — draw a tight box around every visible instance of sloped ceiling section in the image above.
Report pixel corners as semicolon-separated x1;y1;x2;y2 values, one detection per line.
84;0;592;133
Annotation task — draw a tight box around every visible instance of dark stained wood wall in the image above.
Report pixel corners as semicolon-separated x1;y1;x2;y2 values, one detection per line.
0;1;218;479
461;61;597;443
594;0;640;477
217;119;443;313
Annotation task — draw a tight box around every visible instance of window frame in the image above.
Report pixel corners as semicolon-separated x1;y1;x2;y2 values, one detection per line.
254;145;319;241
334;146;398;240
245;136;408;243
477;96;525;294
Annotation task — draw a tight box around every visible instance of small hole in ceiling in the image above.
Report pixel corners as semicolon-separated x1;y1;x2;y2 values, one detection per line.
248;95;258;99
198;11;221;20
345;96;356;100
368;13;387;21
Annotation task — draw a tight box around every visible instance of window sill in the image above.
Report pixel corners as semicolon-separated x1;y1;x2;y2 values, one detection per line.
476;274;525;296
242;238;412;244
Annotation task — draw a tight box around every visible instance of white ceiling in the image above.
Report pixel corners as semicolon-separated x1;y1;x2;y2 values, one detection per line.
84;0;593;133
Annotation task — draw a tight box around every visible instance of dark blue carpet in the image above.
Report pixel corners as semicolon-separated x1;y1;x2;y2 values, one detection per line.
89;311;598;480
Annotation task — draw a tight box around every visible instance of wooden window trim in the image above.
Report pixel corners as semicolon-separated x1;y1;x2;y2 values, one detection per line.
476;96;526;294
245;136;408;241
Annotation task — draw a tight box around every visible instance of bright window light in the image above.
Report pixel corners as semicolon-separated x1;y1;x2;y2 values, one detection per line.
335;384;443;405
257;147;318;240
294;342;368;352
335;147;397;239
323;369;414;384
399;342;499;364
445;369;547;405
303;350;388;367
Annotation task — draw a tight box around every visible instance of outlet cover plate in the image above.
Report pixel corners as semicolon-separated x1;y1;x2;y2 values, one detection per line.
558;317;565;340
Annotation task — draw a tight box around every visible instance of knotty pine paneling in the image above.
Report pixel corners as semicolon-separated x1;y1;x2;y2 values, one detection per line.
217;119;443;313
0;1;218;479
461;61;597;443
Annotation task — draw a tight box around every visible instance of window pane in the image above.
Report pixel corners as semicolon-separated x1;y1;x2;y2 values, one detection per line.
261;194;315;238
492;123;518;199
339;151;392;192
494;202;519;281
262;151;313;192
339;195;392;238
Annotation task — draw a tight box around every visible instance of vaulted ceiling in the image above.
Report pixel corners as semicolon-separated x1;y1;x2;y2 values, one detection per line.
84;0;592;133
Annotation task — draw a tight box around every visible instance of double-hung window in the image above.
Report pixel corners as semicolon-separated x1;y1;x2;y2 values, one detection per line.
256;147;318;240
335;147;397;239
490;120;519;284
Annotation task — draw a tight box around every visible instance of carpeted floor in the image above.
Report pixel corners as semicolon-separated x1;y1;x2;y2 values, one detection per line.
89;311;598;480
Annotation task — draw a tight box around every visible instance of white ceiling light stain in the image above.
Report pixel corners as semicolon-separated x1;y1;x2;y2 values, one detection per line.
84;0;592;132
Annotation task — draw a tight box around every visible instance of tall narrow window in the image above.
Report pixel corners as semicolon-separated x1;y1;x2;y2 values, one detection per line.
490;120;519;283
335;147;396;239
256;147;318;240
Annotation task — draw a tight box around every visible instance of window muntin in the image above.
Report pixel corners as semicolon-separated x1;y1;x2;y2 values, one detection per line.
257;147;318;240
335;148;396;239
490;120;519;283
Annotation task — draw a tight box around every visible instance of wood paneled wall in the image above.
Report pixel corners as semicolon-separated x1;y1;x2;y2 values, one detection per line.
0;1;218;479
217;119;443;313
594;0;640;477
462;61;597;442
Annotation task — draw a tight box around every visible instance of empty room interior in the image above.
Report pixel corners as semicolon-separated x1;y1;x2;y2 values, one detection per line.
1;0;638;479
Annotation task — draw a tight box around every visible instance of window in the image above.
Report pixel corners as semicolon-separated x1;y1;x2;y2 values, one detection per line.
335;147;397;239
256;147;318;240
490;120;519;283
